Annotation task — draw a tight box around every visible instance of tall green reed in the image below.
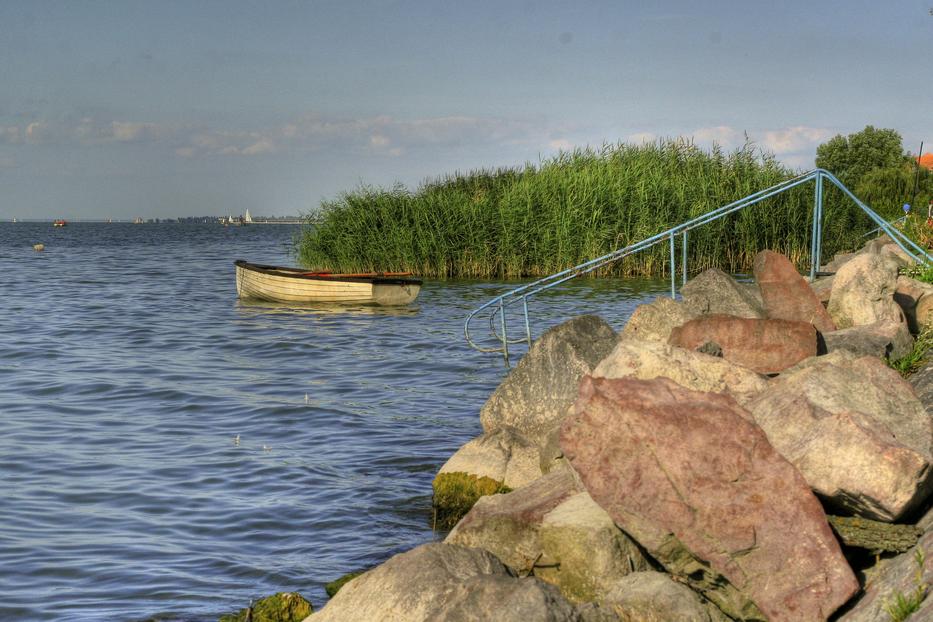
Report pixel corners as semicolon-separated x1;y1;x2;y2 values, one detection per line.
295;140;883;279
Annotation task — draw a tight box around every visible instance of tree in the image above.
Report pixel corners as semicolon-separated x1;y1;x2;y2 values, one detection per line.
815;126;905;188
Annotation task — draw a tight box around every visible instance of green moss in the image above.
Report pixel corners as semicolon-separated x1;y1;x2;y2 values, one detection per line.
218;592;312;622
888;323;932;377
431;472;511;530
324;570;365;598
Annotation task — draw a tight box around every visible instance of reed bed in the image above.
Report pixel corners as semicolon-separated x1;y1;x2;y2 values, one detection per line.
295;140;883;279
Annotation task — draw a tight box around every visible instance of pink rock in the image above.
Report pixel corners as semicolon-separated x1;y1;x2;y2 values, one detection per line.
754;250;837;333
669;314;817;374
560;376;858;622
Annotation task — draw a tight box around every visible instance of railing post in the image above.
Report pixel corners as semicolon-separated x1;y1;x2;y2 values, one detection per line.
499;299;509;365
669;232;676;298
522;296;531;347
815;171;824;274
682;230;688;286
810;172;820;281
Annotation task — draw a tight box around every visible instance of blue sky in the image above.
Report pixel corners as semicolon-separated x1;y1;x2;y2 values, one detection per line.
0;0;930;220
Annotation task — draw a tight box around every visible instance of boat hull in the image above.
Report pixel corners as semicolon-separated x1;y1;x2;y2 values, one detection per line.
234;260;421;305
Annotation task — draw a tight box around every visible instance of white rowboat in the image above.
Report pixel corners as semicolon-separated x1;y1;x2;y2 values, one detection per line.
234;260;422;305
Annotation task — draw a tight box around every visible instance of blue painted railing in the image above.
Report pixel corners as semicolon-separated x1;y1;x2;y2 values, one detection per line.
464;169;932;362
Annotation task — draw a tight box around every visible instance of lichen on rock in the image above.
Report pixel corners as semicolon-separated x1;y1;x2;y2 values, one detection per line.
218;592;312;622
431;471;510;529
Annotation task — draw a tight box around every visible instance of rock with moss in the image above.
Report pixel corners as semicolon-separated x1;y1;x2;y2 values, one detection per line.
219;592;312;622
446;470;651;603
324;571;366;598
828;515;922;555
432;426;539;529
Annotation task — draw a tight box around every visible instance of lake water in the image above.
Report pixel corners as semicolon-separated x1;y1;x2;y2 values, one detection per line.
0;222;668;621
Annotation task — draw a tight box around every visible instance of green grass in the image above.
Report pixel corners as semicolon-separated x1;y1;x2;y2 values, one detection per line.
888;323;933;377
884;548;928;621
295;140;884;279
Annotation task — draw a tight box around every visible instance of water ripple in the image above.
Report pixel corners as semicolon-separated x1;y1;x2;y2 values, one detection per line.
0;222;667;621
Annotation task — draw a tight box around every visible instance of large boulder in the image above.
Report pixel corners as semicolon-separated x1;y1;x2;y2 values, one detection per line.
828;253;903;329
307;542;588;622
753;250;836;332
621;296;696;343
668;314;818;374
837;530;933;622
747;351;932;521
480;315;617;445
446;470;650;602
821;320;913;360
895;275;933;333
910;359;933;416
591;337;767;406
810;275;835;305
680;268;766;319
599;571;729;622
560;376;858;622
432;427;542;529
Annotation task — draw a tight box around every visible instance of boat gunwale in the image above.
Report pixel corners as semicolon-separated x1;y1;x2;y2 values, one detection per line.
234;260;423;286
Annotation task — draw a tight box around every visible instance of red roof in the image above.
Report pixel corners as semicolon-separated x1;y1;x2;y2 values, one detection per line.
919;153;933;170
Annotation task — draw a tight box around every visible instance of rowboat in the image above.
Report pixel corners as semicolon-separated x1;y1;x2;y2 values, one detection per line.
234;260;422;305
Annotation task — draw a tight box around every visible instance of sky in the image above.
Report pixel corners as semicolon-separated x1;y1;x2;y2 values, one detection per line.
0;0;930;220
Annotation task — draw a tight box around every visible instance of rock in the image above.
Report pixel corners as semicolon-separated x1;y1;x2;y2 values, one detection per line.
669;314;818;374
447;470;651;602
827;515;922;555
600;571;729;622
308;542;587;622
479;315;617;445
324;570;366;598
536;491;652;602
828;253;903;329
811;275;835;305
446;470;582;572
821;320;914;360
561;376;858;621
823;252;858;273
433;427;542;528
880;242;917;267
753;250;837;332
220;592;312;622
910;359;933;416
592;337;767;406
837;530;933;622
895;275;933;333
747;351;932;521
680;268;767;318
622;296;696;343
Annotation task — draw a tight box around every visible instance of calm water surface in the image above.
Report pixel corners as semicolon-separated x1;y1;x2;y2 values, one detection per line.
0;223;668;621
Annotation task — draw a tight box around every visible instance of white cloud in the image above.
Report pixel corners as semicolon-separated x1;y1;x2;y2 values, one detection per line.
691;125;744;149
0;126;21;144
759;126;832;155
626;132;657;145
548;138;574;151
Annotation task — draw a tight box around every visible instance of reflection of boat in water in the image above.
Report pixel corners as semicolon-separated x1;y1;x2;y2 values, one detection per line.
53;219;67;227
235;260;422;305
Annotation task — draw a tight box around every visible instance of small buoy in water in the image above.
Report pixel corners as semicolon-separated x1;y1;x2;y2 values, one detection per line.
33;243;44;252
234;434;240;446
304;393;309;404
262;444;271;452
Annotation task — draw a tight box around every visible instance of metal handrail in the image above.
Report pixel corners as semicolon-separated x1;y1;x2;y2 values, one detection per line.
464;168;932;361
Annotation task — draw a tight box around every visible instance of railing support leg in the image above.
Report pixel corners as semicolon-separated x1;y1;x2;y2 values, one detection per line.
669;232;676;298
810;172;820;281
815;172;824;274
522;296;531;347
499;299;510;366
682;230;688;286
